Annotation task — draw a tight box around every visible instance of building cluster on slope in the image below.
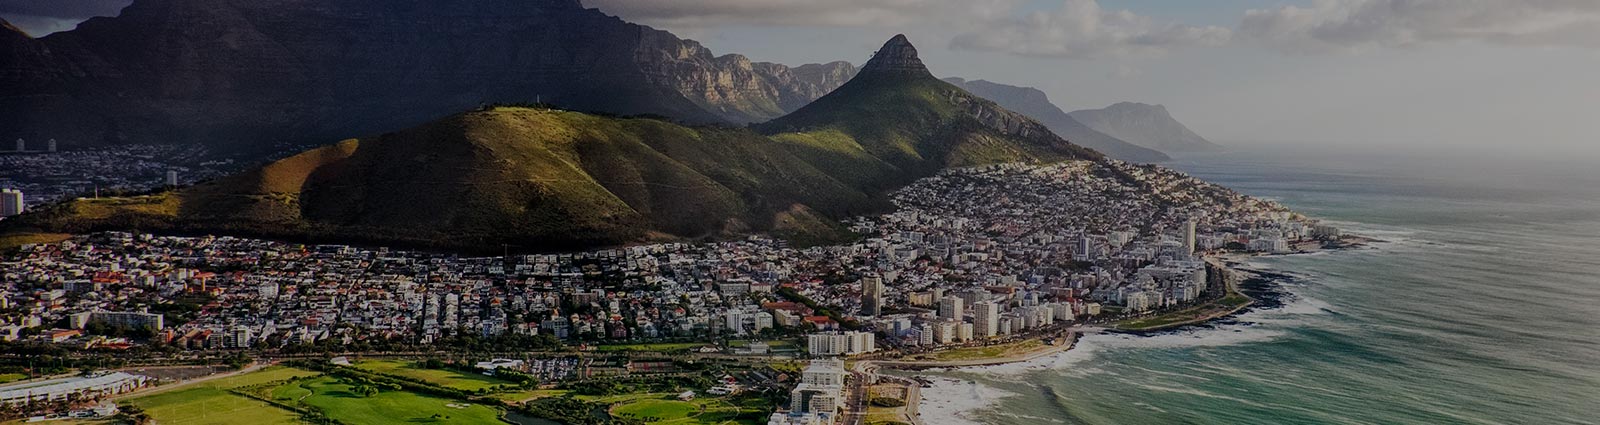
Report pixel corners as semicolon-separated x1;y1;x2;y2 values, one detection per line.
0;144;237;213
0;160;1336;357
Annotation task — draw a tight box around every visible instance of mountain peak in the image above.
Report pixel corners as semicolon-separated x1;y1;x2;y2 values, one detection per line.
861;34;928;74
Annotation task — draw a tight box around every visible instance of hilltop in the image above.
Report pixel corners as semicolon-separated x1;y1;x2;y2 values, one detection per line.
4;35;1099;252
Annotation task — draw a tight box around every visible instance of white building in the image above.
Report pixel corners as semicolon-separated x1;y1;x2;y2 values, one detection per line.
937;296;963;321
973;301;1001;338
785;358;846;422
807;331;876;356
0;372;153;404
1;189;22;217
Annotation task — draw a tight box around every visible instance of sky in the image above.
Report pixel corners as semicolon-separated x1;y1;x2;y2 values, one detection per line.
4;0;1598;157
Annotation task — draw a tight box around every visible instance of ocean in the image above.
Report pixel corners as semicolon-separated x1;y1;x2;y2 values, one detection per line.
912;148;1600;424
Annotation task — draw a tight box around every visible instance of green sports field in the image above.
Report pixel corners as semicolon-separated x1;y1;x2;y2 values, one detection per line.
282;376;506;424
353;360;513;392
606;393;767;424
124;366;321;425
128;387;302;425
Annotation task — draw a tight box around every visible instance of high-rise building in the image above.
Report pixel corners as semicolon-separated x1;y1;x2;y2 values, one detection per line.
860;275;884;317
974;301;1001;338
46;139;56;153
12;139;22;152
937;296;964;321
0;189;23;217
1182;219;1197;255
165;170;179;186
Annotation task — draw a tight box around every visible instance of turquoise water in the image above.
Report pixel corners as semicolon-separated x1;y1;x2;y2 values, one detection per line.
920;149;1600;424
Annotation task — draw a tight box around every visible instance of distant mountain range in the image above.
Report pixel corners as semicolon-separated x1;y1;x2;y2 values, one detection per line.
943;78;1170;163
5;35;1099;252
1070;102;1223;153
0;0;855;151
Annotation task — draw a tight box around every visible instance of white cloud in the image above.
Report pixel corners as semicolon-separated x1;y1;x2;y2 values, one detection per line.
584;0;1021;28
1240;0;1600;52
947;0;1232;59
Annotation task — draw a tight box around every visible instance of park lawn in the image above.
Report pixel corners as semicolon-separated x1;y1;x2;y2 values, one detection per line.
206;366;321;389
290;376;505;424
593;342;708;353
0;373;27;384
930;339;1045;361
613;398;701;421
128;387;302;425
353;360;512;392
609;394;765;425
494;388;569;403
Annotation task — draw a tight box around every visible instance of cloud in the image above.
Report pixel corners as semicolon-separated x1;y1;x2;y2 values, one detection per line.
0;0;130;36
1240;0;1600;52
585;0;1021;28
0;0;129;18
947;0;1232;59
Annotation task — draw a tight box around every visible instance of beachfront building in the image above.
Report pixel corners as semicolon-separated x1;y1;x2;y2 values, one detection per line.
772;358;847;424
808;331;877;356
937;296;963;321
974;301;1001;338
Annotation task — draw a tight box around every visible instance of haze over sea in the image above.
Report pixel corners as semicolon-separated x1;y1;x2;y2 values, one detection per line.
914;147;1600;424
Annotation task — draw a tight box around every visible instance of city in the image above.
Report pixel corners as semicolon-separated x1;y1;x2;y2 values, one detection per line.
0;158;1342;424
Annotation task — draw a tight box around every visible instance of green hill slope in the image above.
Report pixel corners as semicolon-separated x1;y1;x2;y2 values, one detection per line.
13;108;874;251
759;35;1100;192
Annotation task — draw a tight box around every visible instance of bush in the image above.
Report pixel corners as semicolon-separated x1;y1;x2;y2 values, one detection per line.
870;397;906;408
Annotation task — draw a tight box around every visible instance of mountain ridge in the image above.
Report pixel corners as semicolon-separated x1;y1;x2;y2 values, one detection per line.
1070;102;1223;153
944;78;1171;163
0;0;855;151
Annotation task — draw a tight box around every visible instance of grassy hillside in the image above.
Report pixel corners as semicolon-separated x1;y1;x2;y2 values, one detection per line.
5;107;879;252
759;69;1100;194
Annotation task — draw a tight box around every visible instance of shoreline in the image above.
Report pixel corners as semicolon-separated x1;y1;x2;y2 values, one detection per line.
872;330;1081;370
898;238;1369;423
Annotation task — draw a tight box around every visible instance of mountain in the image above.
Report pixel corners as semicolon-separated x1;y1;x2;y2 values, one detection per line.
758;35;1101;192
1069;102;1223;153
3;35;1096;253
944;78;1170;163
0;0;853;152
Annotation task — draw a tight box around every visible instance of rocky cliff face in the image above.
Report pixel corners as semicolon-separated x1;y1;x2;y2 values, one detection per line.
0;0;854;150
860;34;927;74
1069;102;1223;153
945;78;1171;163
635;30;857;123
